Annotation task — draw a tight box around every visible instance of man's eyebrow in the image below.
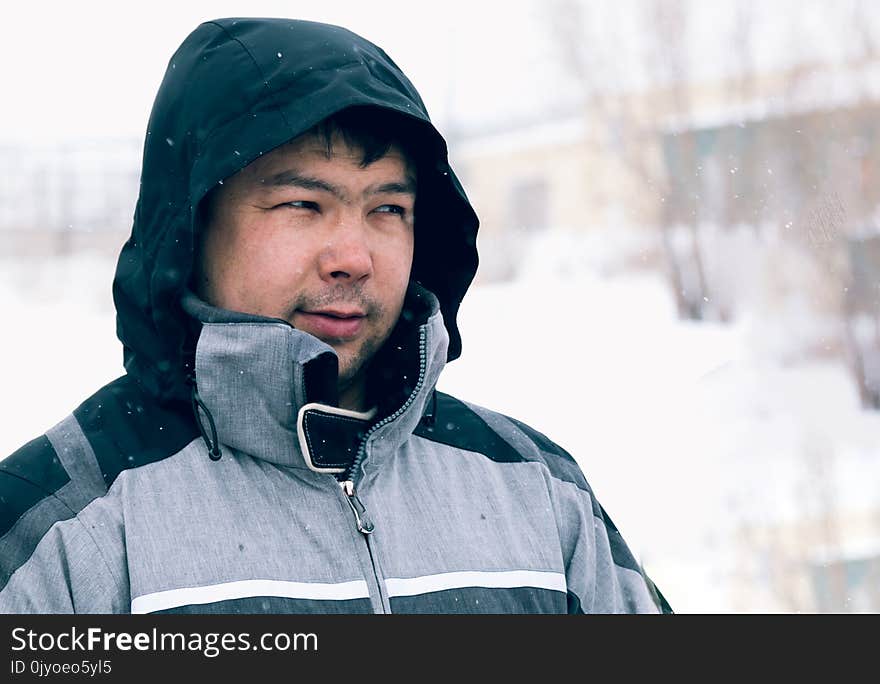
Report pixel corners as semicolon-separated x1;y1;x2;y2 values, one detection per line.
261;170;416;199
262;171;344;198
366;179;417;197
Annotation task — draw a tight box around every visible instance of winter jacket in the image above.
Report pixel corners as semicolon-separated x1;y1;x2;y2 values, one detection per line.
0;18;671;614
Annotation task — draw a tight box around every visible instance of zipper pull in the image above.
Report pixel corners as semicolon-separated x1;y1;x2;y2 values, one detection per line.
341;480;375;534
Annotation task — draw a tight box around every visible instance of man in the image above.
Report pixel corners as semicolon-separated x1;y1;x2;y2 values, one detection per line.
0;18;670;614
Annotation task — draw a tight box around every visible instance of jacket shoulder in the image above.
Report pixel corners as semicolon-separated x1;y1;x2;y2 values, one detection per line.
0;431;79;592
1;374;199;534
0;434;72;541
415;392;673;614
413;391;590;493
1;375;198;592
71;374;199;490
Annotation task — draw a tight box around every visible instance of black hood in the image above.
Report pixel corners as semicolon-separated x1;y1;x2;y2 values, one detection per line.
113;17;479;404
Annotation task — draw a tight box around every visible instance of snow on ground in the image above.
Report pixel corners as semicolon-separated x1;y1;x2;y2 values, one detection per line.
2;239;878;613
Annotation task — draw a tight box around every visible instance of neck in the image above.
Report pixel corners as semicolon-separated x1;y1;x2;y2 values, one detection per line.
338;376;367;412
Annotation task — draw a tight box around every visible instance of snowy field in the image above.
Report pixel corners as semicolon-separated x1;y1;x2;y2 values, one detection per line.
2;239;878;613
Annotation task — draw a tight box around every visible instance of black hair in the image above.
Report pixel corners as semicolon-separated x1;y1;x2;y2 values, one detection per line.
307;106;420;173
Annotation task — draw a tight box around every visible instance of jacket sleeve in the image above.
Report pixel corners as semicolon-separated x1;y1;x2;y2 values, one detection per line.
0;506;123;613
0;437;129;614
549;473;672;614
463;401;672;614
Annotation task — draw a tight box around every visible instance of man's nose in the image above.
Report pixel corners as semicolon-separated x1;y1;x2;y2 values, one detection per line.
318;216;373;283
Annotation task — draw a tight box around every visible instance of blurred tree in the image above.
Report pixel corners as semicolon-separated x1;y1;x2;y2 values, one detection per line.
547;0;715;321
547;0;880;408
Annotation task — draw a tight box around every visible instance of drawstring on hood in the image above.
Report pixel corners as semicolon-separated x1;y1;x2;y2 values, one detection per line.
187;372;222;461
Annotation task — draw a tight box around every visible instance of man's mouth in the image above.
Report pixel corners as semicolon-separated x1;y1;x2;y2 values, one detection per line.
295;309;366;340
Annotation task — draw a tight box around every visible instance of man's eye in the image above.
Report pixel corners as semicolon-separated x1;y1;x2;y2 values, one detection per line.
373;204;406;216
281;200;320;211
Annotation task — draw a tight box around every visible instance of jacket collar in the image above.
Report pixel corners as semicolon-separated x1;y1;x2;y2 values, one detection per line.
181;283;449;473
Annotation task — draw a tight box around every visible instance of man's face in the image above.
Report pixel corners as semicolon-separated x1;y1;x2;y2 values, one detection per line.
196;132;416;400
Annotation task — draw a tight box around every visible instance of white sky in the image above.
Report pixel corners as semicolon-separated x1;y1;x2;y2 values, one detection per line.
2;1;871;145
0;0;552;144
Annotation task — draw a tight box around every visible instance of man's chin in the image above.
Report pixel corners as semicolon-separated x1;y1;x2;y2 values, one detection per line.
335;341;381;393
336;360;365;388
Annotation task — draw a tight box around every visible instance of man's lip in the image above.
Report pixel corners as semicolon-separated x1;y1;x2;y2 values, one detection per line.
301;309;366;319
295;310;366;340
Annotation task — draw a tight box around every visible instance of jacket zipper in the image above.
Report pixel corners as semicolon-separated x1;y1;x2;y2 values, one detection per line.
338;326;428;613
341;326;428;493
341;480;374;533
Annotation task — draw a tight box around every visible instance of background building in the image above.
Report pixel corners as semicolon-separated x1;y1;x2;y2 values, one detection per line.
0;138;140;256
